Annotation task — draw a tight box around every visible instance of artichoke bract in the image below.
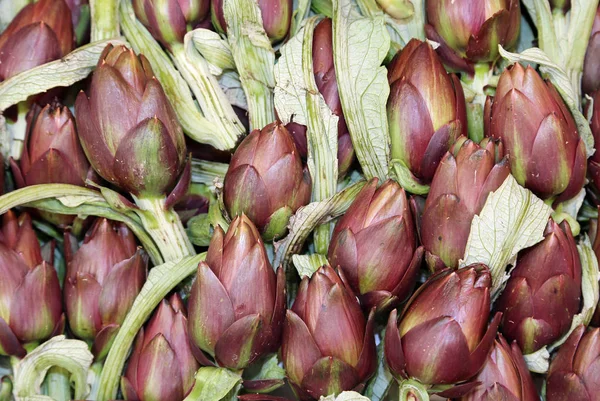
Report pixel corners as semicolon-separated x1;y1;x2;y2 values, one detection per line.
384;264;501;392
0;211;63;357
546;325;600;401
424;0;520;72
589;91;600;192
421;137;510;270
328;178;422;313
223;122;311;240
582;7;600;96
188;214;285;369
133;0;210;50
592;212;600;327
458;335;538;401
10;102;94;227
495;219;582;354
387;39;467;184
75;44;187;198
285;18;355;177
0;0;74;81
122;293;199;401
211;0;291;43
282;265;376;400
485;63;587;203
64;218;148;360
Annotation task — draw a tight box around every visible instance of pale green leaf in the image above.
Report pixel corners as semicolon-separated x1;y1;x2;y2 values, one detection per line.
219;71;248;110
291;0;312;36
274;181;366;270
524;235;600;373
0;0;29;33
0;38;126;112
319;392;371;401
292;254;330;278
460;174;553;300
565;0;600;74
245;354;286;382
191;28;235;74
274;18;340;251
274;27;307;127
355;0;425;54
95;254;206;401
13;336;93;400
224;0;276;129
332;0;390;179
498;46;595;158
176;34;246;148
119;0;236;150
183;367;242;401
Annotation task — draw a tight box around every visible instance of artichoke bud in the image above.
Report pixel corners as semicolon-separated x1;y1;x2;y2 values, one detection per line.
223;122;311;240
387;39;467;184
0;0;74;81
282;265;376;400
133;0;210;50
188;214;286;369
424;0;521;72
495;219;582;354
486;63;586;203
546;325;600;401
122;293;199;401
64;218;148;360
384;264;501;391
75;44;187;198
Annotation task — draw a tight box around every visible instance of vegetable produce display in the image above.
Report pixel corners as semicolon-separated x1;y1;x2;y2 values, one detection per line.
2;0;600;400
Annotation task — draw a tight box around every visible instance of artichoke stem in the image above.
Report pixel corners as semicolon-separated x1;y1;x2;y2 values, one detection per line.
133;196;196;261
87;361;104;400
398;379;430;401
42;366;71;401
463;63;493;143
244;78;276;130
170;43;245;150
90;0;120;41
314;224;332;255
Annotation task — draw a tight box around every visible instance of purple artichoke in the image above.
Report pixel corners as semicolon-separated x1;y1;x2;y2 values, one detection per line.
387;39;467;184
188;214;285;369
328;178;422;313
495;219;582;354
282;265;376;400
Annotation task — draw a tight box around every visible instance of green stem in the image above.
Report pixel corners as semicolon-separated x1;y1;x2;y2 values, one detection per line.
133;196;195;261
244;78;276;130
313;225;331;255
190;159;229;186
42;367;71;401
398;379;429;401
462;63;494;143
90;0;120;41
95;253;206;401
170;43;245;149
87;361;104;400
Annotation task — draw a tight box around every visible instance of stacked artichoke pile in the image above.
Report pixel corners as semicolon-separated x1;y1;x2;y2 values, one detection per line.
1;0;600;400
